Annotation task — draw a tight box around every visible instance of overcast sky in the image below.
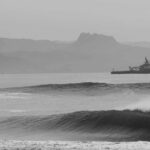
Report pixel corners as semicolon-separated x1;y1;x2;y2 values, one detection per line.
0;0;150;41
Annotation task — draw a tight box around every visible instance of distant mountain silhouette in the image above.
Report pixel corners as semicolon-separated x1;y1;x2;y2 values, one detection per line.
0;33;150;73
75;33;117;45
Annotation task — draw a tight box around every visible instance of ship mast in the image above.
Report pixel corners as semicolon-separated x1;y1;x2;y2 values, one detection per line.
145;57;149;64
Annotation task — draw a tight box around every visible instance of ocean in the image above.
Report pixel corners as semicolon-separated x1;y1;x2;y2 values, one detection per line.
1;73;150;149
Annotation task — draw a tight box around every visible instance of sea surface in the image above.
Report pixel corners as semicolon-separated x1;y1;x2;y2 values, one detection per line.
0;73;150;149
0;73;150;116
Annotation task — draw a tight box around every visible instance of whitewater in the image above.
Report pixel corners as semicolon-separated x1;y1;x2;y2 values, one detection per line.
0;140;150;150
0;73;150;149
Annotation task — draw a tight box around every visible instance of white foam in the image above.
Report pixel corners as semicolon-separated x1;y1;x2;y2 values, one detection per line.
125;96;150;111
0;140;149;150
0;92;31;99
9;109;27;113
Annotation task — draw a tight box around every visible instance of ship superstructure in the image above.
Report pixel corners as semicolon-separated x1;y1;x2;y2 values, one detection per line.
111;57;150;74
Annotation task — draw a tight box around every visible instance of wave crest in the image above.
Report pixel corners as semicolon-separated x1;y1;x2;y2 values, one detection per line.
2;82;150;94
1;110;150;141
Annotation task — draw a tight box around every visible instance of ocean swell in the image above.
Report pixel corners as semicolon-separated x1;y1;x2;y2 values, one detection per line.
1;82;150;96
0;110;150;141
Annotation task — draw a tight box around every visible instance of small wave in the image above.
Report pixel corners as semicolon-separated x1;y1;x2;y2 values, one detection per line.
1;82;150;95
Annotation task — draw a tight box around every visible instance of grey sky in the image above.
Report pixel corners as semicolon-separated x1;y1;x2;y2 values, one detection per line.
0;0;150;41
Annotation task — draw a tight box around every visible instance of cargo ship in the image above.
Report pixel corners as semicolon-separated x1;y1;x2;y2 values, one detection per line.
111;57;150;74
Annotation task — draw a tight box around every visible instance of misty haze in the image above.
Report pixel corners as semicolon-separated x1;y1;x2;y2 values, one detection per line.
1;0;150;150
1;33;150;73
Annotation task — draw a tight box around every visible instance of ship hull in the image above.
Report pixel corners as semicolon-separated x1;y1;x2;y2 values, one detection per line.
111;70;150;74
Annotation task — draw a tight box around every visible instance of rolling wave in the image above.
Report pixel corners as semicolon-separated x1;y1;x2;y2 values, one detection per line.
1;82;150;95
1;110;150;141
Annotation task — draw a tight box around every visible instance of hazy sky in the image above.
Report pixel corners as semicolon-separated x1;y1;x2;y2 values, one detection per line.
0;0;150;41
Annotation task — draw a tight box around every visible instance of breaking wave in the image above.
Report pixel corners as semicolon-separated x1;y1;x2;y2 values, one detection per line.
0;82;150;141
1;110;150;141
